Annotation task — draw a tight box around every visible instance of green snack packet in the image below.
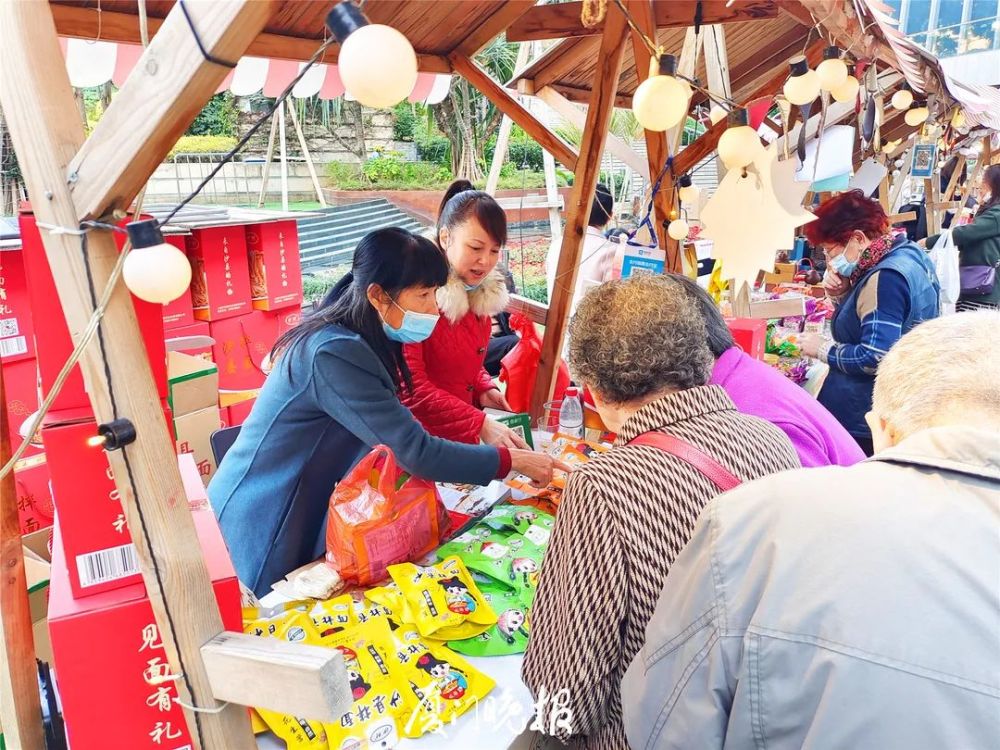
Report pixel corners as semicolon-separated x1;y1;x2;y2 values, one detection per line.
436;524;498;561
483;505;555;548
448;585;531;656
459;530;545;599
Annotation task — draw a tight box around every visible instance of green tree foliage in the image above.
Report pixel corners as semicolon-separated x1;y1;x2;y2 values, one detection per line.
187;93;238;137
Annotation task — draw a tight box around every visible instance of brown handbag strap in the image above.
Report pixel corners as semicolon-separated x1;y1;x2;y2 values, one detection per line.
628;431;742;492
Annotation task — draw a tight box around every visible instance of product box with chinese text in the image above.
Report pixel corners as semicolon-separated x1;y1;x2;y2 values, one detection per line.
0;245;36;363
161;234;196;330
246;220;303;311
725;318;768;360
18;212;168;411
187;225;253;321
208;307;301;393
48;502;241;750
2;356;39;452
13;453;55;536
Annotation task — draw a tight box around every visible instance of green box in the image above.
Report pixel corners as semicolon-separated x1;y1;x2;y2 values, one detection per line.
485;409;534;449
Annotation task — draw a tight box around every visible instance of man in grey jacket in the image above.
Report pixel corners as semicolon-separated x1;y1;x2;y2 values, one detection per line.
622;311;1000;750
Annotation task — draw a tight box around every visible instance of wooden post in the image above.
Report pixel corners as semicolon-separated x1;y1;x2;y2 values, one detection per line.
278;102;289;212
529;3;629;418
256;112;279;208
703;24;732;178
730;280;752;317
0;371;46;750
924;177;940;235
286;99;326;207
486;42;532;196
542;149;562;240
889;147;914;212
957;138;990;216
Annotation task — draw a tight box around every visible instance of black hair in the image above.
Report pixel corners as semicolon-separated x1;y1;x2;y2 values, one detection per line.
668;273;735;358
437;179;508;248
589;183;614;228
977;164;1000;217
271;227;449;390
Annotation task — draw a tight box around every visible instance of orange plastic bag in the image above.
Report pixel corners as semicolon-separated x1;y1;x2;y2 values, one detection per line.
499;313;570;414
326;446;450;586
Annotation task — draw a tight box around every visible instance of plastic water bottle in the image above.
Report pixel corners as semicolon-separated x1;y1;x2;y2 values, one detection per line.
559;387;584;438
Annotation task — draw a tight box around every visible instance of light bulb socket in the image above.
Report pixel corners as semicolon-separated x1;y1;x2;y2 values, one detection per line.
727;108;749;128
97;418;137;452
822;45;841;61
678;173;693;188
909;99;927;110
788;55;810;77
326;1;370;44
656;53;678;77
126;219;165;250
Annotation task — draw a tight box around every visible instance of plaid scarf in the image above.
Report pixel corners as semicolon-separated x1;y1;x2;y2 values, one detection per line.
850;233;895;285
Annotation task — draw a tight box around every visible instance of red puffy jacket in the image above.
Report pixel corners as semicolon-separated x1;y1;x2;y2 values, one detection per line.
401;270;510;444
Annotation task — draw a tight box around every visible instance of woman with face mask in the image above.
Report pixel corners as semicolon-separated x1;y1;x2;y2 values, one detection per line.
800;190;940;456
209;228;564;595
400;181;527;449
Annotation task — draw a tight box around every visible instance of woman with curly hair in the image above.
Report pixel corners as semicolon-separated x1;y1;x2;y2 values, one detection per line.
522;275;799;750
801;190;940;455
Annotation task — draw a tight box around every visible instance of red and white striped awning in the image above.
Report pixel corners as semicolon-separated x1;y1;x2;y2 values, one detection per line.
59;38;452;104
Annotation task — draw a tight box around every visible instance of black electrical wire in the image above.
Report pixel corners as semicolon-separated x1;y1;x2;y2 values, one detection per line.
178;0;238;69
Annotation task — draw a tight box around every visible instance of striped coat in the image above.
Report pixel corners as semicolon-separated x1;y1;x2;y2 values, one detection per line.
521;385;800;750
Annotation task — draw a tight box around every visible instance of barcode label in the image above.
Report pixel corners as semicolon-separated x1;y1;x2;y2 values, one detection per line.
0;335;27;358
76;543;140;587
0;318;18;337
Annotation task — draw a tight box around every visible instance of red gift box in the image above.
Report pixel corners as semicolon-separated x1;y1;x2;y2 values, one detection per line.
18;211;168;412
161;234;196;331
165;321;213;361
48;502;241;750
209;307;301;393
187;226;253;322
42;405;173;599
0;245;37;363
246;220;303;311
14;454;55;536
3;356;39;451
226;397;256;427
725;318;768;361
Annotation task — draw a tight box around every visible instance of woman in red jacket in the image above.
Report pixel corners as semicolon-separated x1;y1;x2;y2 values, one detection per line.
401;181;527;448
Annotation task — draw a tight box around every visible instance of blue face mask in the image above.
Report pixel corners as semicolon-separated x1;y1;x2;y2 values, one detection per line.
463;282;482;292
829;251;859;278
381;299;439;344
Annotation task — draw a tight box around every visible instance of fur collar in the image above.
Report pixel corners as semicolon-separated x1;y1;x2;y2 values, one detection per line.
436;268;510;323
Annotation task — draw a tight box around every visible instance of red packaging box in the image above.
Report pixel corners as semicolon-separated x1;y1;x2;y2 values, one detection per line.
187;225;253;322
0;245;37;363
208;307;301;393
161;234;196;331
246;220;303;311
725;317;768;361
3;357;39;451
14;455;55;536
48;503;241;750
42;405;173;599
18;212;169;412
165;321;213;361
226;397;256;427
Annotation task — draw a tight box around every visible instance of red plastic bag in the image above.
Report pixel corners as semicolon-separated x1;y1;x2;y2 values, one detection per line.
499;313;570;414
326;445;450;585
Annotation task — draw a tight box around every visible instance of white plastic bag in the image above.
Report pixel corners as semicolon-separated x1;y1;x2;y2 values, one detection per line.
929;229;960;315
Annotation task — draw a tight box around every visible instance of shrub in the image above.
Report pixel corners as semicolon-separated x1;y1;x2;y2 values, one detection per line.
325;162;366;189
187;93;238;137
416;135;451;166
519;279;549;304
362;152;406;183
168;134;239;158
393;103;419;141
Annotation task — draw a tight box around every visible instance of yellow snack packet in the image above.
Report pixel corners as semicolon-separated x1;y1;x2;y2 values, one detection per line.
364;582;408;624
324;682;410;750
250;708;268;734
274;610;325;645
309;594;357;641
389;556;496;638
401;643;496;738
255;709;327;749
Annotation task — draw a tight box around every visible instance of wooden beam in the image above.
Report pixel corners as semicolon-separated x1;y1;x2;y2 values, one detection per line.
530;3;629;418
201;633;351;723
670;27;705;155
449;54;579;171
957;137;991;212
537;86;649;179
546;82;634;109
507;294;549;326
889;147;914;212
534;37;603;91
50;4;452;72
0;370;46;750
703;24;732;179
486;43;533;195
68;1;276;221
942;154;966;201
924;178;941;235
888;211;918;223
507;0;779;43
0;3;260;747
456;0;536;56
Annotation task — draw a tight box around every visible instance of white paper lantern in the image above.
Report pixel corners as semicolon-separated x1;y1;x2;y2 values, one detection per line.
894;158;904;168
783;55;820;106
718;111;762;170
905;105;929;127
817;47;848;91
632;55;692;132
123;221;192;304
892;169;901;178
831;75;860;103
709;105;728;125
891;88;913;111
678;184;700;204
667;219;690;241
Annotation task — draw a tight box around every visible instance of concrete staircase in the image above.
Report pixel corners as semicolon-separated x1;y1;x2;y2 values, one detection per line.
297;198;428;271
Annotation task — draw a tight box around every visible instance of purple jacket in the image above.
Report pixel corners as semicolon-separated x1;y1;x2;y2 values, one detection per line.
709;347;864;468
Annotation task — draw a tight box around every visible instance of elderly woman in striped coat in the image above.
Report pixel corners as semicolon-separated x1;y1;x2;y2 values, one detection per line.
522;275;799;750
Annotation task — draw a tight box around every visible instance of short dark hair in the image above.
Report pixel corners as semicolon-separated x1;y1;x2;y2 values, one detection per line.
588;183;614;228
668;273;734;358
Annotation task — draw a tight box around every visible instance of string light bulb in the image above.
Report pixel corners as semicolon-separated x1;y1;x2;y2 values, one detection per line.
326;1;418;108
123;220;192;304
632;54;692;132
717;109;762;170
891;86;913;111
831;72;860;103
904;101;930;127
783;55;821;106
667;218;690;241
816;46;848;91
709;105;728;125
677;174;699;205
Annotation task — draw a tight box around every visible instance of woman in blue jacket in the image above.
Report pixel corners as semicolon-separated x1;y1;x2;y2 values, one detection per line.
209;227;561;595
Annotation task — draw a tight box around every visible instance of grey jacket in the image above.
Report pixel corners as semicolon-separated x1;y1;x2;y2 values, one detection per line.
622;426;1000;750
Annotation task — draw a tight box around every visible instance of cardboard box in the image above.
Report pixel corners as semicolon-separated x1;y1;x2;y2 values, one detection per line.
18;212;168;411
2;357;39;451
165;321;213;361
0;245;37;362
13;454;55;536
22;526;54;664
168;351;218;417
187;225;253;321
246;220;303;311
226;397;256;427
48;504;241;750
161;234;196;331
725;318;768;360
209;307;300;393
175;405;225;485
